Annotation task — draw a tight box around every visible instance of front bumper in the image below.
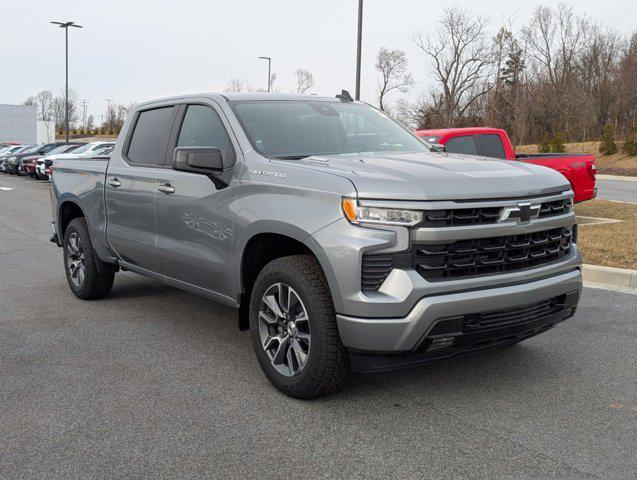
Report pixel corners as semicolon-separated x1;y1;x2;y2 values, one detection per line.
337;268;581;354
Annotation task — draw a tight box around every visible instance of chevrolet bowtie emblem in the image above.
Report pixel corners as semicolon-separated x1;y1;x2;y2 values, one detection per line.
498;202;541;223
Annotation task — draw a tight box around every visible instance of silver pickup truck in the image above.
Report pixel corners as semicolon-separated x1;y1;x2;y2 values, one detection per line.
51;92;582;398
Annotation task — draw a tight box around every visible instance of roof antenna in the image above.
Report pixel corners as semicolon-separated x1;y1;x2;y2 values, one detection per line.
336;90;354;102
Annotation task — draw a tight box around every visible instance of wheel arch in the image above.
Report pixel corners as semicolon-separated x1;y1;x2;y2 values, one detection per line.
237;223;341;330
57;199;118;275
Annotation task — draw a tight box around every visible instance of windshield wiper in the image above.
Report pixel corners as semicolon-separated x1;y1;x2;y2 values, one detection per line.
273;152;343;160
273;155;311;160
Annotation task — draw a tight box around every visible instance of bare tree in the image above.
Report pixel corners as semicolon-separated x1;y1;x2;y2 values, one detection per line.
51;95;65;131
47;88;79;131
225;78;249;92
522;4;590;88
294;69;314;94
267;72;279;93
412;7;493;126
23;90;54;121
375;47;413;112
35;90;54;121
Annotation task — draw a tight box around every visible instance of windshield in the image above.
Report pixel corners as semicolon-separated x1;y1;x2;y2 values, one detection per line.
21;145;40;154
47;145;75;156
70;143;98;154
230;100;430;159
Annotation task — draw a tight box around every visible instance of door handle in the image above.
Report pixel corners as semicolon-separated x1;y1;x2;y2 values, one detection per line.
157;183;175;194
107;178;121;188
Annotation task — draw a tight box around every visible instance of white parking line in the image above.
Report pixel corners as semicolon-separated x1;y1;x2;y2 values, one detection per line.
0;187;13;191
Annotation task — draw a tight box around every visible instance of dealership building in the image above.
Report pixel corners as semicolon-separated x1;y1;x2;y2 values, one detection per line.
0;103;55;144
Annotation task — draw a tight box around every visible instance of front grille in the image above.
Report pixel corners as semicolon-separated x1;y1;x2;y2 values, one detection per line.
419;197;571;228
361;226;573;290
415;227;572;280
421;207;501;227
539;198;571;218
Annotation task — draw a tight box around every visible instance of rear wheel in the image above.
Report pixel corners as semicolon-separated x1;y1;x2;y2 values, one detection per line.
63;218;114;300
249;255;350;399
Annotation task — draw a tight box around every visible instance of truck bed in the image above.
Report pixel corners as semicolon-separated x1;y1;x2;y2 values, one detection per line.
515;153;596;203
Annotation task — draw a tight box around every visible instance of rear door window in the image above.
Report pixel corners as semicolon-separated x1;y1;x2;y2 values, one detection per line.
126;106;175;166
476;134;506;159
444;135;478;155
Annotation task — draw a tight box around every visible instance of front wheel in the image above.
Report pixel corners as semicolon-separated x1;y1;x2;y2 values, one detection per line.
249;255;350;399
63;218;114;300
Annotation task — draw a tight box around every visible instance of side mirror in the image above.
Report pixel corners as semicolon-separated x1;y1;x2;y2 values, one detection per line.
173;146;224;174
429;143;446;153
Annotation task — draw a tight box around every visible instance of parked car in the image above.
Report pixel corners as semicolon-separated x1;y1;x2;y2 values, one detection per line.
415;127;596;203
5;142;71;175
51;93;581;398
1;145;32;172
42;141;116;181
30;144;86;179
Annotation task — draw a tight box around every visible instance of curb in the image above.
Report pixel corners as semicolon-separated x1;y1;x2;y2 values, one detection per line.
596;174;637;182
582;264;637;291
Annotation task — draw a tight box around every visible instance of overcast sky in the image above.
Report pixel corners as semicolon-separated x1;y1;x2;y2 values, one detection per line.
1;0;634;122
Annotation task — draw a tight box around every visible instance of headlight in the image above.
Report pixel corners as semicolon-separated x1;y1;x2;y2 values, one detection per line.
342;197;422;226
9;156;16;163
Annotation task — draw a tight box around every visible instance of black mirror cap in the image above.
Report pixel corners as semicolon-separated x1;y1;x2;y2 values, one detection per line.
429;143;446;153
173;146;224;174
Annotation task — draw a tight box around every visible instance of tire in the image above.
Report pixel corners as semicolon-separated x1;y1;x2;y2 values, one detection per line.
63;218;115;300
249;255;350;399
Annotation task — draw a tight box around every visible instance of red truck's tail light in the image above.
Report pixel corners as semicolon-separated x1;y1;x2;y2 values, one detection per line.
588;161;597;181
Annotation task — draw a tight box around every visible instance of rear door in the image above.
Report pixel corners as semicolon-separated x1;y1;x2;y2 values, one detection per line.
154;102;237;297
105;105;178;272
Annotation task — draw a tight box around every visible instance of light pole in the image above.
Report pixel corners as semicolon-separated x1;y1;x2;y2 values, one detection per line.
51;20;82;143
355;0;363;100
258;56;272;92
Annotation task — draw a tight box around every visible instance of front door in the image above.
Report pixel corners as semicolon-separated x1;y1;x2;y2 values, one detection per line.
155;103;237;298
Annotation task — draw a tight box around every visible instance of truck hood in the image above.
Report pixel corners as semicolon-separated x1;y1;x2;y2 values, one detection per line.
288;151;571;200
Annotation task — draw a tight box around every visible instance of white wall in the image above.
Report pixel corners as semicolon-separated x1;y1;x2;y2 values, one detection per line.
0;104;37;144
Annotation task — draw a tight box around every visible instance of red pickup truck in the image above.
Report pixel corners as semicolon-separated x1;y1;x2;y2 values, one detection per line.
415;127;597;203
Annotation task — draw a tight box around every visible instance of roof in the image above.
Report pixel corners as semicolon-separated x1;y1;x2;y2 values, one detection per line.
220;92;342;102
415;127;506;137
137;92;350;108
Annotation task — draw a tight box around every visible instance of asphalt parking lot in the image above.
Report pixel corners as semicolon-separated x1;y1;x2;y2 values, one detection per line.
1;174;635;479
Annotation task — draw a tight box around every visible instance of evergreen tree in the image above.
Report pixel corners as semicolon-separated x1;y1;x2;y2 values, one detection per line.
538;132;551;153
599;123;618;155
550;132;565;153
622;126;637;156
